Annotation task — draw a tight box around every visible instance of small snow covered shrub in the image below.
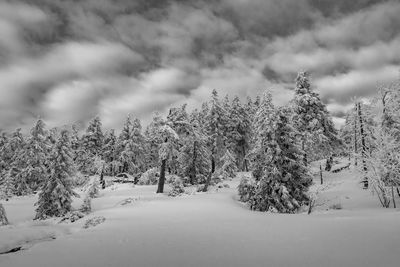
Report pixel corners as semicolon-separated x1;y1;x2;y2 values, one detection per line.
217;150;238;180
60;211;85;223
80;196;92;214
83;216;106;229
73;172;89;187
238;176;256;202
166;174;180;184
168;177;185;197
86;180;100;198
0;203;9;226
329;203;342;210
138;168;159;185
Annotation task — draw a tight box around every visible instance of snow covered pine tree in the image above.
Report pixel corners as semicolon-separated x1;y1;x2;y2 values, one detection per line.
243;92;312;213
35;130;77;219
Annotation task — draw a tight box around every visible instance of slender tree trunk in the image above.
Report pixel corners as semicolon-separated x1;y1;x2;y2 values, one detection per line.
357;102;368;189
157;159;166;193
203;155;215;192
392;186;396;208
242;144;248;172
100;164;105;189
302;140;307;166
320;164;323;185
190;141;197;185
354;103;358;166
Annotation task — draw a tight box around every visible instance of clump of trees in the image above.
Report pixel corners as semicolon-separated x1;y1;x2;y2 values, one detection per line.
340;81;400;207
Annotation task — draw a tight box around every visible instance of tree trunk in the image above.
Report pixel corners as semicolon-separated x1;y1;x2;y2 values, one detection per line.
392;186;396;208
157;159;167;193
203;156;215;192
242;144;248;172
320;164;323;185
354;103;358;166
100;164;105;189
357;102;368;189
302;140;307;166
190;141;197;185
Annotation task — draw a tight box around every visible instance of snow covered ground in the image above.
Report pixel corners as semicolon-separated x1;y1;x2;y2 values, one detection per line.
1;162;400;267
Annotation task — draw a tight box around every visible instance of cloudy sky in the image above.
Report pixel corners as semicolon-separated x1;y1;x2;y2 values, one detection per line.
0;0;399;130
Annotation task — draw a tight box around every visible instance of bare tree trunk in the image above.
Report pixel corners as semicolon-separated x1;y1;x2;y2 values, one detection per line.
354;103;358;166
100;164;105;189
320;164;323;185
190;141;197;185
357;102;368;189
392;186;396;208
302;140;307;166
203;156;215;192
242;144;248;172
157;159;167;193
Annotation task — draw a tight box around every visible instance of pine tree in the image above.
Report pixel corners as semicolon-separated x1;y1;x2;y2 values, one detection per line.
103;129;118;175
203;90;227;190
291;72;340;164
156;122;178;193
78;116;104;174
177;112;210;185
35;130;76;219
19;119;50;191
117;116;146;174
82;116;104;157
244;104;312;213
225;96;250;171
4;129;28;196
144;113;165;169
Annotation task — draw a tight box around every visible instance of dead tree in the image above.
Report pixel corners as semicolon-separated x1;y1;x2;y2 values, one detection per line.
357;102;368;189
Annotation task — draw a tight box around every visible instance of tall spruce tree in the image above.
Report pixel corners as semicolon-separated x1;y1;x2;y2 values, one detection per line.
19;119;50;191
291;72;339;164
35;130;76;219
245;98;312;213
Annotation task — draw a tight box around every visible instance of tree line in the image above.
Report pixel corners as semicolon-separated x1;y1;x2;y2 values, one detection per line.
0;71;352;218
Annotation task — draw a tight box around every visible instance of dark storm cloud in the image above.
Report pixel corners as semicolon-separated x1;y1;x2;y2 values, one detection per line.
0;0;399;130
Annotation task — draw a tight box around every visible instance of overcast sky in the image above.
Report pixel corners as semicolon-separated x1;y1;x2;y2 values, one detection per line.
0;0;399;131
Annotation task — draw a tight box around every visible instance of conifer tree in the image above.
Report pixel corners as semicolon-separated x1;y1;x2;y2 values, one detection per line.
19;119;50;191
204;89;226;174
82;116;104;157
35;130;76;219
117;116;146;174
144;113;165;169
244;100;312;213
291;72;339;164
177;112;210;184
225;96;250;171
103;129;118;175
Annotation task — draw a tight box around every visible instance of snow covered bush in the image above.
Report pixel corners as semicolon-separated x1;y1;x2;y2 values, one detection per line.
0;203;9;226
138;168;159;185
60;211;85;223
80;196;92;214
168;177;185;197
73;172;89;187
215;150;237;180
86;180;100;198
238;176;256;203
83;216;106;229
